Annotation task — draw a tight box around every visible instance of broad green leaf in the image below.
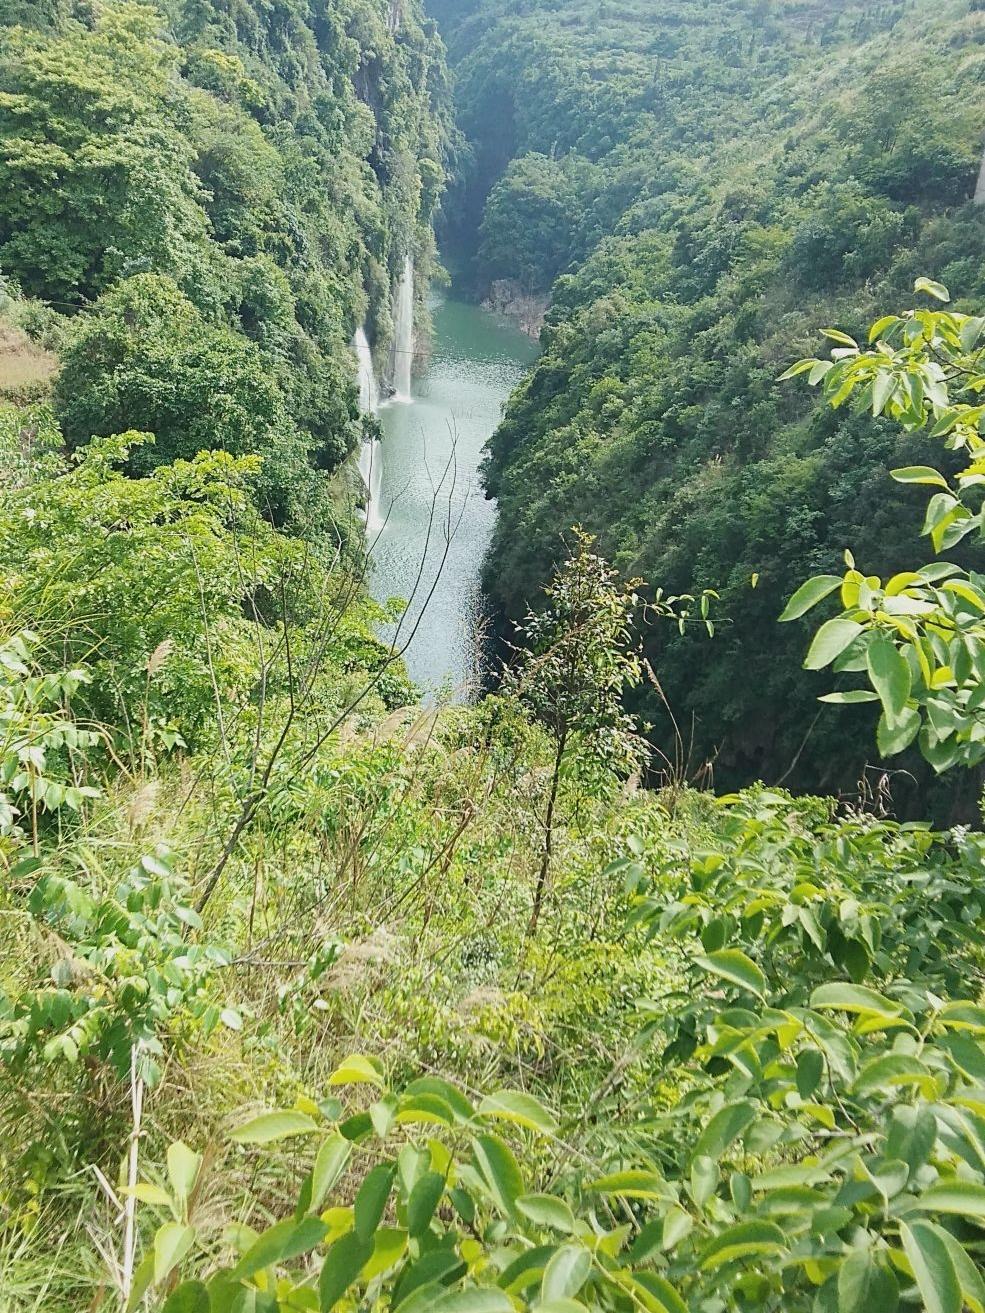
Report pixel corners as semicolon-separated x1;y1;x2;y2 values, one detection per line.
153;1222;196;1285
542;1246;591;1302
805;619;864;670
231;1110;318;1145
477;1090;558;1134
914;277;950;302
810;983;901;1019
429;1290;513;1313
853;1053;929;1094
837;1249;898;1313
328;1054;384;1087
407;1171;445;1237
796;1049;824;1099
938;1229;985;1313
690;1155;718;1208
694;949;766;998
362;1227;407;1280
354;1162;395;1239
661;1206;693;1251
779;576;843;622
126;1183;173;1207
911;1180;985;1218
472;1133;524;1217
697;1220;785;1269
311;1134;351;1211
319;1230;373;1311
232;1216;327;1281
866;636;911;723
692;1100;757;1163
900;1221;960;1313
877;707;921;757
162;1282;209;1313
891;466;949;489
819;690;880;704
402;1077;474;1122
517;1193;576;1233
588;1169;667;1199
631;1273;688;1313
167;1142;201;1204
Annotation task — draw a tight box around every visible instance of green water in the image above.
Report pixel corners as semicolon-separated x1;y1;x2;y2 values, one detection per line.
370;290;538;698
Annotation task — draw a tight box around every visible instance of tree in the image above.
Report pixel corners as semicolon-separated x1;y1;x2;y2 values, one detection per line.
503;531;646;934
782;278;985;772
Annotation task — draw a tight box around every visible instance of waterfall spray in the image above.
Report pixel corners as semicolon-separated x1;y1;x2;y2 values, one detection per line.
388;254;414;402
352;327;382;533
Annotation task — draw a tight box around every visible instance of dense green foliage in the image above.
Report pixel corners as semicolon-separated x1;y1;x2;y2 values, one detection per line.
0;0;450;527
2;1;985;1310
433;0;985;808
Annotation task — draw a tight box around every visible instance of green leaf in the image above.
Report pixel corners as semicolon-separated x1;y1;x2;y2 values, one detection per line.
162;1282;210;1313
472;1133;524;1217
866;636;911;723
517;1193;576;1233
900;1220;960;1313
805;619;864;670
328;1054;385;1087
631;1274;688;1313
231;1111;318;1145
818;690;880;704
588;1169;667;1199
911;1181;985;1218
407;1171;445;1237
891;466;949;489
697;1220;785;1269
872;371;896;416
661;1206;693;1251
542;1246;591;1302
311;1134;352;1211
693;949;766;998
232;1217;327;1281
779;576;843;622
796;1049;824;1099
876;707;921;757
837;1249;899;1313
477;1090;558;1134
166;1142;201;1204
810;983;902;1019
853;1054;929;1095
938;1229;985;1313
914;277;950;302
692;1100;757;1163
429;1293;513;1313
354;1162;395;1239
821;328;859;348
319;1230;373;1311
153;1222;196;1285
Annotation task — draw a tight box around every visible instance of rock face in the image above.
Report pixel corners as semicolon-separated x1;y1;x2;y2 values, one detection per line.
482;279;548;339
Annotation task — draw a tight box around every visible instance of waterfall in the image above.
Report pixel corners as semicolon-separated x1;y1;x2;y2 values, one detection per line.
354;326;378;414
352;327;382;533
976;144;985;205
388;254;414;403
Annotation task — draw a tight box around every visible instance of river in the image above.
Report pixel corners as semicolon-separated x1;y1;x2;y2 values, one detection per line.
367;289;538;699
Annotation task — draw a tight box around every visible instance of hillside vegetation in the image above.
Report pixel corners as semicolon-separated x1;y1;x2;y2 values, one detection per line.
434;0;985;808
2;1;985;1311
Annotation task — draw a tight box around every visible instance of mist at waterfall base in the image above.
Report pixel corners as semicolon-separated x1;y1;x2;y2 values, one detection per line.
365;291;537;700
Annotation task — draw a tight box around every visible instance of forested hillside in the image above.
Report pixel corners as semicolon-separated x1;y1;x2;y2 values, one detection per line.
433;0;985;807
5;1;985;1310
1;0;449;532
